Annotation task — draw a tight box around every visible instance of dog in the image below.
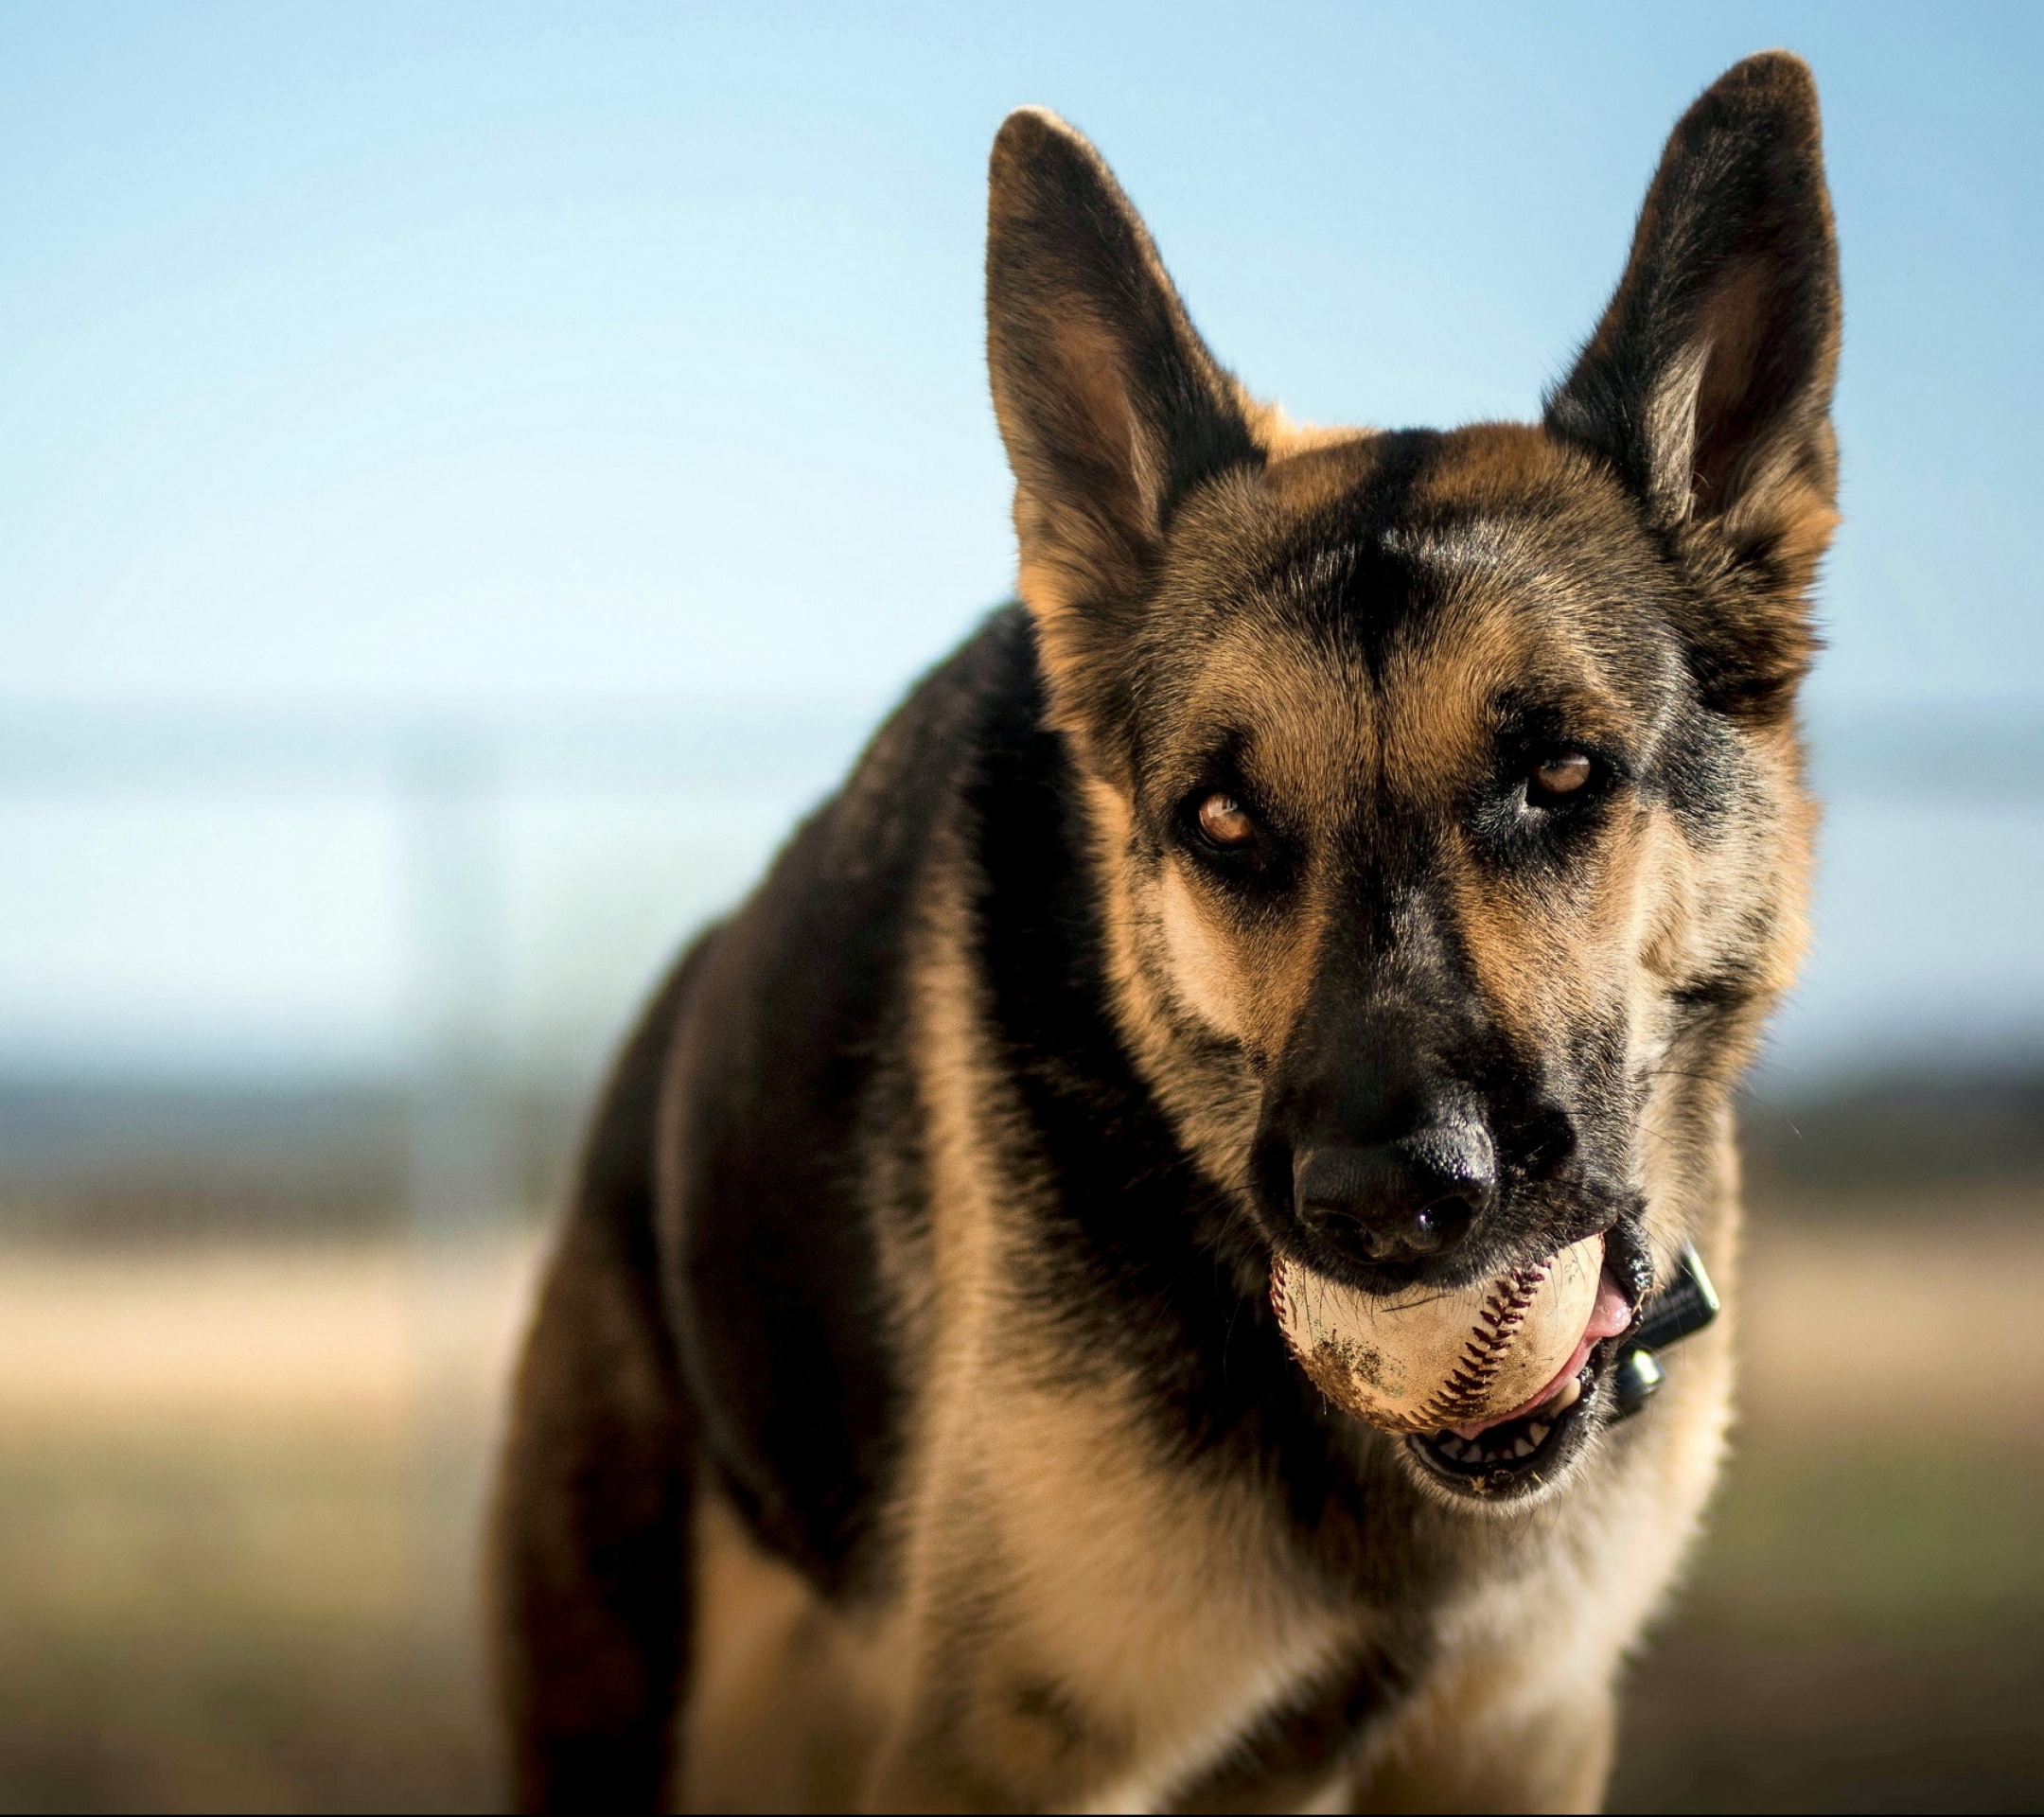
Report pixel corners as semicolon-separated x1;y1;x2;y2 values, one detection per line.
492;50;1838;1813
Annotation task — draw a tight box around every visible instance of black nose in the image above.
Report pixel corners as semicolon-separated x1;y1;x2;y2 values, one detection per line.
1293;1133;1496;1268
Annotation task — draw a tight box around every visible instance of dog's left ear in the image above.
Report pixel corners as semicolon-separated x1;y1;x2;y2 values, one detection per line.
1545;52;1840;714
986;108;1261;753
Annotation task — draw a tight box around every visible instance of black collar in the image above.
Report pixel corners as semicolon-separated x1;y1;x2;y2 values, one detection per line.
1612;1242;1721;1418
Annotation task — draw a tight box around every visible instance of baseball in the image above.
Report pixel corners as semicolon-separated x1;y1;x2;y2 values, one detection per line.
1270;1234;1606;1434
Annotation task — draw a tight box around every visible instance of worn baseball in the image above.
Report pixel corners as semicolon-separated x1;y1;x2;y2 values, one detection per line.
1269;1235;1606;1434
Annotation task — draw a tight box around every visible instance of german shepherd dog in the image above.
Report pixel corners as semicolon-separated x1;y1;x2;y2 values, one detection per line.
494;51;1838;1813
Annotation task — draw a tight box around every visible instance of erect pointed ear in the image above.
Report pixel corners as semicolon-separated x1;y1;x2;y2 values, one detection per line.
1545;53;1841;628
986;109;1260;736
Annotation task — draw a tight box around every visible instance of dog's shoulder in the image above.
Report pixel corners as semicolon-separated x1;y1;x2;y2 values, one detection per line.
654;604;1048;1590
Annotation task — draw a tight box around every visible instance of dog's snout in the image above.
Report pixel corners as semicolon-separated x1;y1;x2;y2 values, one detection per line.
1293;1128;1496;1269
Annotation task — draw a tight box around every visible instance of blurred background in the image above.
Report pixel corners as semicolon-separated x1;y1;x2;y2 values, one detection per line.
2;2;2040;1810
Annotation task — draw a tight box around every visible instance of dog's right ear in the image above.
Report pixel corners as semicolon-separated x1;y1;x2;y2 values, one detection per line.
986;109;1260;744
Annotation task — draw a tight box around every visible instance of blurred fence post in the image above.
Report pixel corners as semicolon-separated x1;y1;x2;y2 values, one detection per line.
399;728;515;1684
403;729;514;1241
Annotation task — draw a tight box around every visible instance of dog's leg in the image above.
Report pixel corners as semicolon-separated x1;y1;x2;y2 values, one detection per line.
855;1388;1367;1814
856;1627;1128;1815
678;1487;890;1812
1348;1660;1616;1815
490;964;698;1813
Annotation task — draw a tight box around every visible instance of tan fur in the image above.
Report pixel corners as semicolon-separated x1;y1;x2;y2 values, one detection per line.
677;599;1777;1809
679;838;1372;1813
502;58;1840;1816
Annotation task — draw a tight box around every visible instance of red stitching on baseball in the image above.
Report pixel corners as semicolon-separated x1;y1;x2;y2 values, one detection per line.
1415;1255;1554;1429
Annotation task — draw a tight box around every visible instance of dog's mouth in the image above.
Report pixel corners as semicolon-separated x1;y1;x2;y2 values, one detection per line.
1406;1350;1602;1491
1404;1267;1635;1498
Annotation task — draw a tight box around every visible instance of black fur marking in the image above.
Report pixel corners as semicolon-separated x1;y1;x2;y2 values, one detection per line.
664;601;1441;1618
1653;700;1747;839
495;943;709;1813
960;615;1460;1599
1251;431;1451;668
1163;1641;1412;1813
659;635;1010;1592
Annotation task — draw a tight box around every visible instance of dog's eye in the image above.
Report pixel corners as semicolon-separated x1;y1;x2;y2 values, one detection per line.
1527;751;1595;804
1196;791;1258;848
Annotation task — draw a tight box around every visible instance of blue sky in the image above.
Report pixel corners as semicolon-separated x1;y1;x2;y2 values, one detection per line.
1;3;2040;1083
2;1;2040;712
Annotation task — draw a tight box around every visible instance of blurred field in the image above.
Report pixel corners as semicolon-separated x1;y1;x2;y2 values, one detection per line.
0;1237;536;1814
1612;1190;2044;1815
0;1196;2037;1813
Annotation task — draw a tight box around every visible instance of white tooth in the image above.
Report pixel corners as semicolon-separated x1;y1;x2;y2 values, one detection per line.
1547;1379;1583;1415
1527;1422;1550;1446
1513;1437;1536;1457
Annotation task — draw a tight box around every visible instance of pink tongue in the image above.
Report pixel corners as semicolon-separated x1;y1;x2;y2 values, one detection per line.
1451;1276;1634;1440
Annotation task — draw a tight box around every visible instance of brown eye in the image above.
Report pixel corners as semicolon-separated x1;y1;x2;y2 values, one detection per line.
1196;791;1258;847
1530;751;1594;801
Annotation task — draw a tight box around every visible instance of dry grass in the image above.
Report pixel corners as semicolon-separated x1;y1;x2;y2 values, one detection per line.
0;1203;2035;1812
0;1235;537;1815
1611;1205;2044;1814
1737;1209;2044;1442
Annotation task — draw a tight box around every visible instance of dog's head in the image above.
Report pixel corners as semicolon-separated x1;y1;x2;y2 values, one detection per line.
985;56;1836;1499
